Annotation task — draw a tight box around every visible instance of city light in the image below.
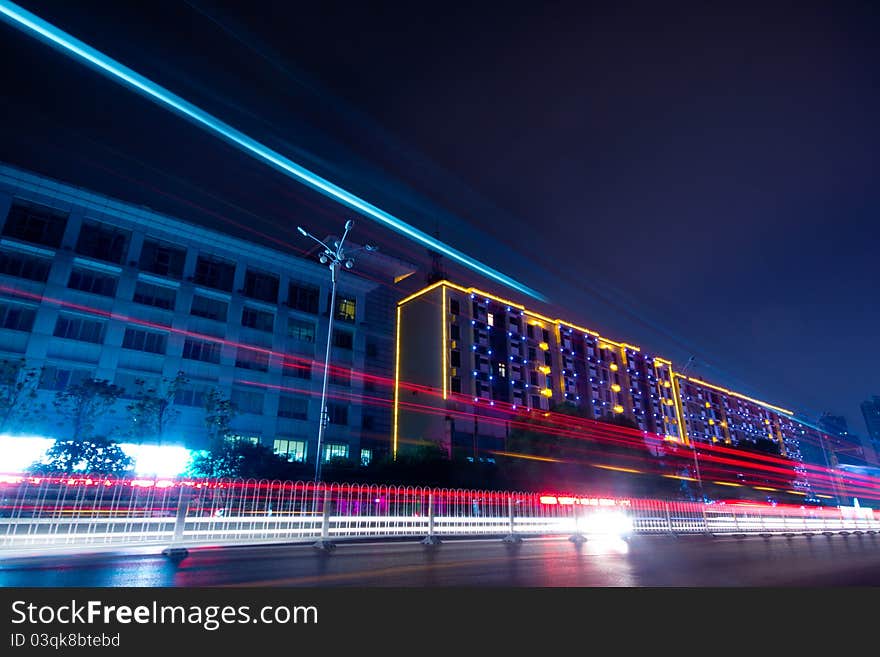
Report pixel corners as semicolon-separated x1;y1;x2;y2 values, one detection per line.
0;435;192;478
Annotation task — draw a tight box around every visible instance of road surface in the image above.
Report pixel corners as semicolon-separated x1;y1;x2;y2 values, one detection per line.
2;534;880;586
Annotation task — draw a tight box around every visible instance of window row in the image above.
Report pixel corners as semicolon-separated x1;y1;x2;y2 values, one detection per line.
2;202;357;314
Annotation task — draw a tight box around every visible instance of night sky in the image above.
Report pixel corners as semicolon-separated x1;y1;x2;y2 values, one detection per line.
1;1;877;434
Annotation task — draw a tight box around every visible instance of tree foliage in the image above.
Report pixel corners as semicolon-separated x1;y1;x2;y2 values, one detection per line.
203;388;236;445
52;378;124;442
0;359;44;434
127;372;187;443
30;436;133;476
187;439;293;479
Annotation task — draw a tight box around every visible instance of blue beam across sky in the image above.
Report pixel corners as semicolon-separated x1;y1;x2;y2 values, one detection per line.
0;0;544;301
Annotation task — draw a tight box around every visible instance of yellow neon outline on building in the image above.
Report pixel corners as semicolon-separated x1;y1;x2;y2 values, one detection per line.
678;375;794;416
669;363;690;446
441;286;447;400
393;305;402;459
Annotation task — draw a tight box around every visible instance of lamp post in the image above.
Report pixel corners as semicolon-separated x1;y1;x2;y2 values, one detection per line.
296;220;375;483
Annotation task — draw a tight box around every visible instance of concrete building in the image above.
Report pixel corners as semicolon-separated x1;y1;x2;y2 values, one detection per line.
0;162;413;473
393;279;862;499
860;397;880;465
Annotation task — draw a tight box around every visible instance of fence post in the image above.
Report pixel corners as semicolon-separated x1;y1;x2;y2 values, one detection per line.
313;488;336;551
665;502;674;534
162;485;191;559
701;502;710;535
503;495;522;543
422;492;442;545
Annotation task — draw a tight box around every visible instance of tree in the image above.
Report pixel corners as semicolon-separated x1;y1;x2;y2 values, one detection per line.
126;372;188;444
30;436;133;476
53;378;124;442
187;439;292;479
203;388;236;446
0;359;44;434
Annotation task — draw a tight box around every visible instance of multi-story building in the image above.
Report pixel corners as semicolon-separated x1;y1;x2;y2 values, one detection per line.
395;280;680;459
394;279;858;498
860;397;880;465
0;162;412;473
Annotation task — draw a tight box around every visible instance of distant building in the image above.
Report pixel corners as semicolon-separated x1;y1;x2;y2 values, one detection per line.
0;162;414;473
394;279;863;499
860;397;880;465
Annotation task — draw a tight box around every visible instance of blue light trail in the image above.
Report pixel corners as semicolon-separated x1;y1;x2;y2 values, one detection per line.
0;0;544;301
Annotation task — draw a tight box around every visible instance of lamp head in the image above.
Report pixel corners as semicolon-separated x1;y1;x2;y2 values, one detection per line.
344;219;354;231
319;254;329;265
364;244;378;252
345;259;354;269
297;226;308;237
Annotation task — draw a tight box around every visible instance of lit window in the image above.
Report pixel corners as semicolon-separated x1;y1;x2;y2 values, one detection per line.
360;448;372;466
487;313;494;326
323;442;349;462
274;438;306;462
335;297;356;322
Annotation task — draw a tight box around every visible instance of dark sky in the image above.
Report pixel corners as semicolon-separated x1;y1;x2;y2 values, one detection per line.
1;1;878;433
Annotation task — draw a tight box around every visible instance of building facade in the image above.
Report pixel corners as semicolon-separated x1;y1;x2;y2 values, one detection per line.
394;279;861;497
860;397;880;465
0;162;408;471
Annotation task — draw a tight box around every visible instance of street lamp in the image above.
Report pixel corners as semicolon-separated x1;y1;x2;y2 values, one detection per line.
296;220;376;482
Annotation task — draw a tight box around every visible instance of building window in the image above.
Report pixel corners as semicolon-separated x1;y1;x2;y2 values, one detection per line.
327;403;348;425
330;368;351;387
132;280;176;310
277;395;308;420
450;350;461;367
75;221;130;264
227;434;260;445
235;347;270;371
451;377;461;393
487;313;494;326
274;438;307;462
449;299;460;315
231;388;264;415
243;268;279;303
498;362;506;378
287;281;320;314
362;414;376;431
334;296;356;322
139;239;186;279
287;317;315;342
194;254;235;291
360;448;372;466
68;268;118;297
366;342;378;358
0;250;51;282
241;306;274;333
122;328;168;355
2;200;67;248
53;314;106;343
322;442;349;462
190;294;228;321
174;384;209;407
182;338;222;363
283;359;311;379
39;366;91;391
0;302;36;332
332;329;353;350
450;324;460;340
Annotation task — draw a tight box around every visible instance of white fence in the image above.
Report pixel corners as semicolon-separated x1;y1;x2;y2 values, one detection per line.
1;475;878;552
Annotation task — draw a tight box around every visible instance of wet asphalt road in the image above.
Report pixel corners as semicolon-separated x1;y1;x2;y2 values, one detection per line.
2;533;880;586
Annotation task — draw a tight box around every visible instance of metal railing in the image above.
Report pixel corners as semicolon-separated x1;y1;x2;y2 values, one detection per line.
1;475;878;552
